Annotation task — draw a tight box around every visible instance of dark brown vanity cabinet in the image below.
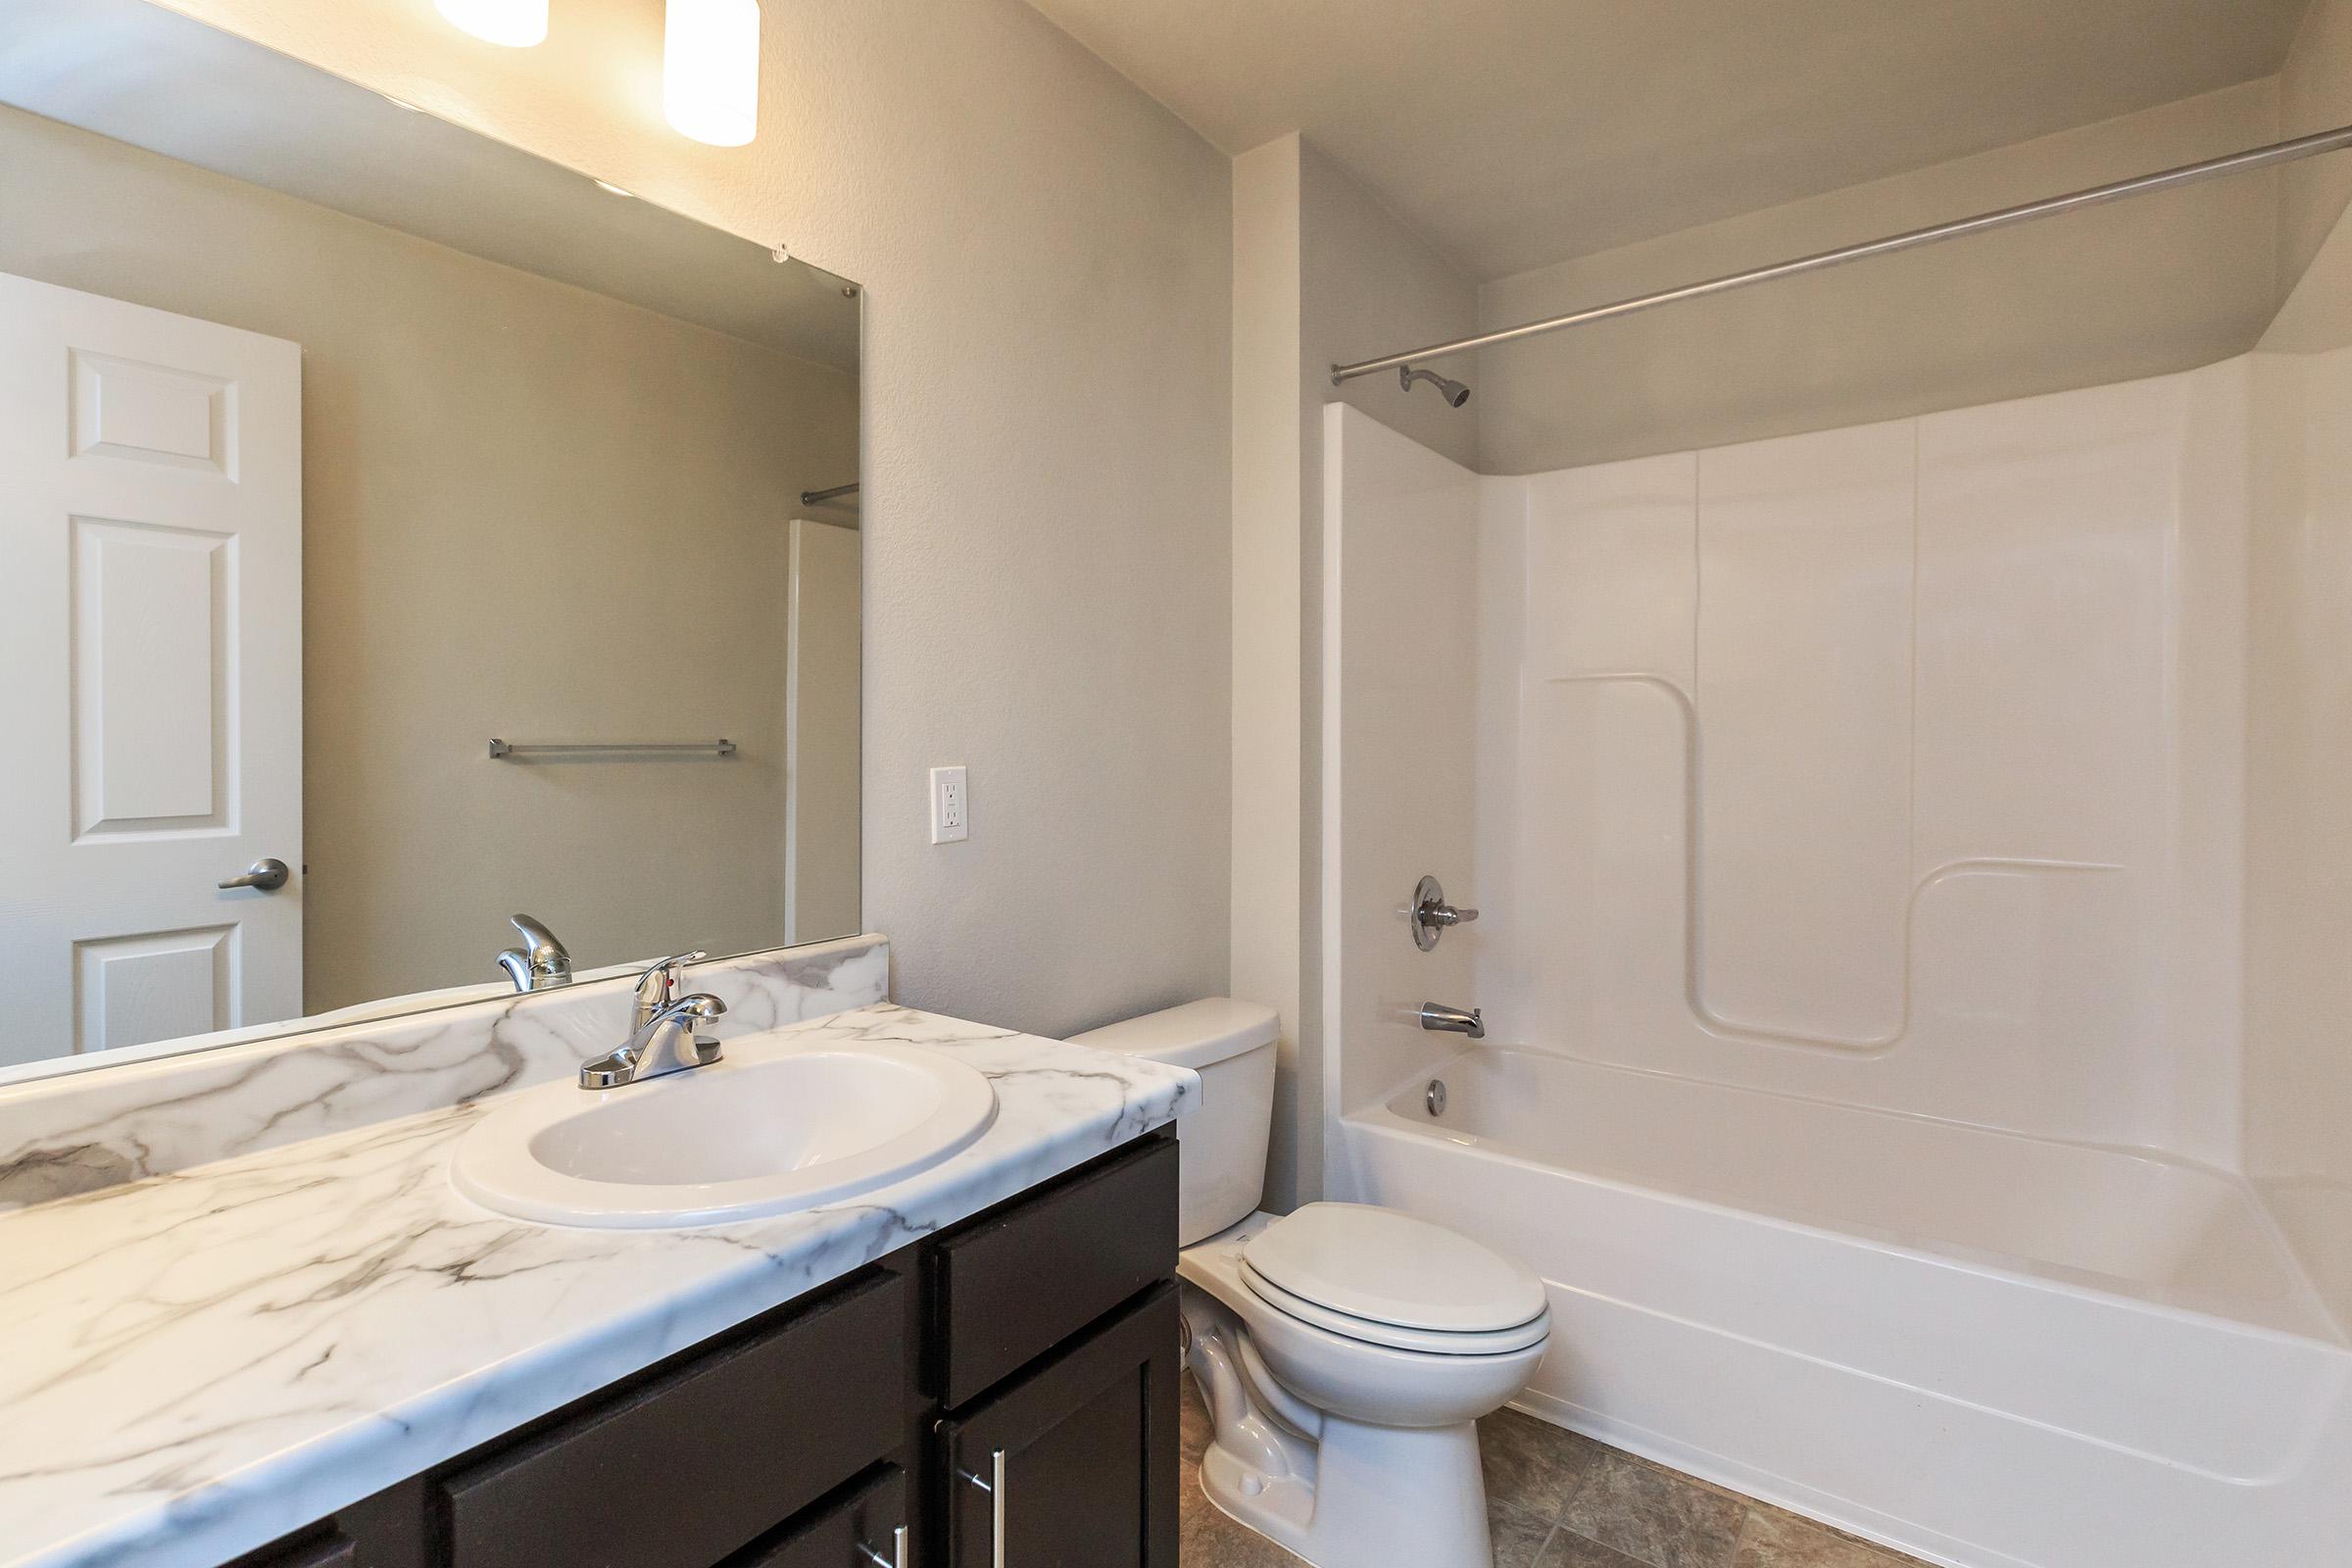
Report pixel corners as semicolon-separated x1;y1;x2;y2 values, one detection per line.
227;1131;1177;1568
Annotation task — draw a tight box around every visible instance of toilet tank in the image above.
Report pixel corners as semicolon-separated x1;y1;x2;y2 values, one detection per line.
1069;999;1279;1246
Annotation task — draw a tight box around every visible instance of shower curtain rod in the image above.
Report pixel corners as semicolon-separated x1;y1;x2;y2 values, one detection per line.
1332;122;2352;385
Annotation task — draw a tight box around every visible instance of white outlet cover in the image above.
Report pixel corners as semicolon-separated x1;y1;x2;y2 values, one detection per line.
930;765;968;844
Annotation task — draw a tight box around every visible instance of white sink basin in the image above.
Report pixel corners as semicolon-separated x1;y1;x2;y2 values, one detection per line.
453;1043;998;1228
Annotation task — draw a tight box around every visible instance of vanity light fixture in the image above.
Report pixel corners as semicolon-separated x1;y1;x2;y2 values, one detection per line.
663;0;761;147
434;0;549;47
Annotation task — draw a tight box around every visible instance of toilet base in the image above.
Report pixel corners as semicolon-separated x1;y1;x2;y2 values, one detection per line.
1186;1322;1495;1568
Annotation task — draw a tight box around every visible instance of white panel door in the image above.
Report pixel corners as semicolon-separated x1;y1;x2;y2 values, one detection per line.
0;270;302;1066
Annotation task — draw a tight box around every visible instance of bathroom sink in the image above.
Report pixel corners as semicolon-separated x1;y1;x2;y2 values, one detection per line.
453;1043;998;1228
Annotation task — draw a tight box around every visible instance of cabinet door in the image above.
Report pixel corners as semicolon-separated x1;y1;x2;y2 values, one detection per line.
935;1285;1179;1568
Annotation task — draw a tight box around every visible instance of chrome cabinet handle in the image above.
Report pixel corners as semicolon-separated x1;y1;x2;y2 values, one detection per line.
960;1447;1006;1568
856;1523;907;1568
217;858;290;892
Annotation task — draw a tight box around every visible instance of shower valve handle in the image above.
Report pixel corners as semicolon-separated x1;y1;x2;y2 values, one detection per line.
1410;874;1479;951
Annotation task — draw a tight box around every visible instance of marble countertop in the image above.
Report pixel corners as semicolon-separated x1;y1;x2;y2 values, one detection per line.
0;1004;1198;1568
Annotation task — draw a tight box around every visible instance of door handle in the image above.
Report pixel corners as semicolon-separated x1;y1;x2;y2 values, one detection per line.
857;1523;907;1568
959;1447;1006;1568
217;858;290;892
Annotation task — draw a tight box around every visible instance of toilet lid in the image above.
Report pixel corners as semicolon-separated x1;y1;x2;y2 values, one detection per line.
1240;1261;1551;1355
1241;1203;1547;1334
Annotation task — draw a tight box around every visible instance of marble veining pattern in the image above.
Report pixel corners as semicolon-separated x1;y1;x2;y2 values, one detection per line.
0;935;892;1209
0;1000;1198;1568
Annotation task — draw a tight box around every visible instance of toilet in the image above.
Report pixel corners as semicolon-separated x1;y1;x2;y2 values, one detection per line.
1072;999;1551;1568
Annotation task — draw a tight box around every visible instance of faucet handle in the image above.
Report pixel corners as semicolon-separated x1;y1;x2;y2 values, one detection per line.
635;951;707;994
510;913;570;965
632;952;709;1026
497;913;574;992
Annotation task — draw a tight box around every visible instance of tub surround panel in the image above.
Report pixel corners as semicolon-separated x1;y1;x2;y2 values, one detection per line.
0;997;1198;1568
1319;407;1481;1127
1461;367;2247;1160
1694;422;1915;1045
0;935;891;1210
2245;199;2352;1340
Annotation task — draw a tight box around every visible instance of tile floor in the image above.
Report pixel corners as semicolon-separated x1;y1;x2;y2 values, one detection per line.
1179;1381;1932;1568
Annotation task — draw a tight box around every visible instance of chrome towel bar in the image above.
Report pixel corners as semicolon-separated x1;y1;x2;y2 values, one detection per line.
488;739;738;760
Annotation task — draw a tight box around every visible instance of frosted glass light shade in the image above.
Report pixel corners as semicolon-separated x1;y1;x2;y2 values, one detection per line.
434;0;548;47
664;0;761;147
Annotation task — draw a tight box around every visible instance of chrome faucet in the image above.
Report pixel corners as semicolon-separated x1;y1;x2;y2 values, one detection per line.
580;992;729;1089
495;913;573;992
1419;1003;1485;1039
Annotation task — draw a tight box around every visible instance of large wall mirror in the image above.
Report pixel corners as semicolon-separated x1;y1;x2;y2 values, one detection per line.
0;0;863;1081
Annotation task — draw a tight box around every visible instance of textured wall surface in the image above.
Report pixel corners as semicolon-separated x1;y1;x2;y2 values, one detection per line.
1228;138;1307;1206
1474;82;2281;474
2280;0;2352;295
155;0;1234;1037
1231;134;1481;1205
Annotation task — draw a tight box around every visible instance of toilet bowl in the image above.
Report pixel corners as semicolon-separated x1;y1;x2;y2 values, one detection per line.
1072;1001;1551;1568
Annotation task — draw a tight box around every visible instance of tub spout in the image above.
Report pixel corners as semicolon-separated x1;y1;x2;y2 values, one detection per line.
1419;1003;1484;1039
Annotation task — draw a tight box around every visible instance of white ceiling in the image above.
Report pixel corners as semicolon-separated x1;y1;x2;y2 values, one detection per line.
1024;0;2314;281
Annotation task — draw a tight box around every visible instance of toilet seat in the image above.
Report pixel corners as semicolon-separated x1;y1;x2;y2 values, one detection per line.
1239;1260;1551;1355
1242;1202;1548;1334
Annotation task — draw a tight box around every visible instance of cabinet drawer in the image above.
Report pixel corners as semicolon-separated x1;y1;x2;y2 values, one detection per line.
442;1268;907;1568
928;1134;1176;1408
936;1284;1181;1568
728;1465;907;1568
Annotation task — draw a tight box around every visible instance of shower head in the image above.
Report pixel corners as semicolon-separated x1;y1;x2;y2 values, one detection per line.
1399;365;1471;408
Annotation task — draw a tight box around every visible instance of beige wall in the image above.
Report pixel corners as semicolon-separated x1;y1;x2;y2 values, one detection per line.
0;103;858;1008
1230;138;1308;1207
1475;0;2352;480
155;0;1235;1036
2281;0;2352;295
1232;133;1480;1206
1473;81;2283;473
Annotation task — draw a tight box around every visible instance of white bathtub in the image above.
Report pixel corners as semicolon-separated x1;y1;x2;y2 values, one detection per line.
1334;1046;2352;1568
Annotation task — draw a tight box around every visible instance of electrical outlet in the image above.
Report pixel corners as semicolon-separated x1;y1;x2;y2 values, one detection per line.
930;765;968;844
